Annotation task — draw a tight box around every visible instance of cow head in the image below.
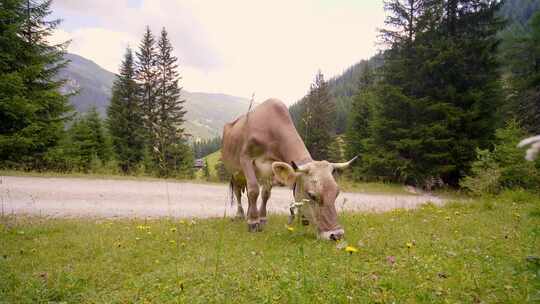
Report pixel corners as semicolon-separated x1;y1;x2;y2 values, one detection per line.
272;156;358;241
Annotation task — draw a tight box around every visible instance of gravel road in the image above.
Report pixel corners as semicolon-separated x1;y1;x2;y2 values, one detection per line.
0;176;443;219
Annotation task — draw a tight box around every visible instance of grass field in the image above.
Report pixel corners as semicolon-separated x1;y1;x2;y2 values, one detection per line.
1;190;539;303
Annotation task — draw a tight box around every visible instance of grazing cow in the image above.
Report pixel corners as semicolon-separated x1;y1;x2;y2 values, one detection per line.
222;99;357;240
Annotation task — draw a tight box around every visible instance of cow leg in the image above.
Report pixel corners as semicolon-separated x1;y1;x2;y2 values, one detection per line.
233;183;245;220
259;184;272;225
240;158;261;232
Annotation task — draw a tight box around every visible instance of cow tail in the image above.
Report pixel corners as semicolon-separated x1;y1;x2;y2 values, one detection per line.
229;179;235;207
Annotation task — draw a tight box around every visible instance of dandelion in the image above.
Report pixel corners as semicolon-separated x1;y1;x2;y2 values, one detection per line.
287;226;295;232
169;240;176;245
345;246;358;254
406;242;414;249
135;237;141;241
445;216;451;221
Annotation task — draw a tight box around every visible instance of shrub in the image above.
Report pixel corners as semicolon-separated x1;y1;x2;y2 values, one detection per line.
460;121;540;195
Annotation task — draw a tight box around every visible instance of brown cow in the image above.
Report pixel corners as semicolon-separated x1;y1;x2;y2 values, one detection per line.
222;99;357;240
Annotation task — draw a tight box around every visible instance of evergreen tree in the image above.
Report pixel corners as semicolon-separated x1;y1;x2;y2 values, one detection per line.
154;27;190;177
203;158;210;181
502;11;540;133
67;109;111;172
135;26;159;160
347;0;504;186
107;47;145;173
0;0;71;169
299;71;335;160
85;107;112;162
193;137;221;158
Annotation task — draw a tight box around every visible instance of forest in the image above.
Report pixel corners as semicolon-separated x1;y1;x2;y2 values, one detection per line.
290;0;540;193
1;0;539;194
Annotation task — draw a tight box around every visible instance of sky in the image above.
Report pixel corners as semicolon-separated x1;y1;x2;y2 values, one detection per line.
50;0;386;104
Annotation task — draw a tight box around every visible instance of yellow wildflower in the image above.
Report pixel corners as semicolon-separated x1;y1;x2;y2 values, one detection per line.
287;226;295;232
169;240;176;244
345;246;358;254
179;220;186;225
406;242;413;249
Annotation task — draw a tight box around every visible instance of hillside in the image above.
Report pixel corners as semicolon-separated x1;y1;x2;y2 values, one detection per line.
59;53;250;140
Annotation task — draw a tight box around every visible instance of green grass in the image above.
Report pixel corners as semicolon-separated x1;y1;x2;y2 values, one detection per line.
194;150;222;181
1;191;539;303
337;178;414;195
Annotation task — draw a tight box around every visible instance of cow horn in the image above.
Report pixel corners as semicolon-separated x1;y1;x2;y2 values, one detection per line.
332;155;360;170
296;163;311;173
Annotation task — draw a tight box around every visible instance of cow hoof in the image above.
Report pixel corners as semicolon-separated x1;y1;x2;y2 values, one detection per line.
247;222;261;232
259;217;268;225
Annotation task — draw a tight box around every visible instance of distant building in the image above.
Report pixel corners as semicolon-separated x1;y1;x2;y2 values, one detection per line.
194;158;205;169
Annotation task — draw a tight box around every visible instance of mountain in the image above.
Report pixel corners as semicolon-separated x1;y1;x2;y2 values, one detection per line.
59;53;251;140
58;53;116;115
288;53;384;134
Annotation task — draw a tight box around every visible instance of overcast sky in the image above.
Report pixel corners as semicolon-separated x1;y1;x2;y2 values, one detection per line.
50;0;386;104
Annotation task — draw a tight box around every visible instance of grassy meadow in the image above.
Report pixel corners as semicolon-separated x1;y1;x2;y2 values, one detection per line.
1;190;539;303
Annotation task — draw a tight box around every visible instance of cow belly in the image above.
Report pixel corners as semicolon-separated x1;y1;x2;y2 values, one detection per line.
254;158;274;185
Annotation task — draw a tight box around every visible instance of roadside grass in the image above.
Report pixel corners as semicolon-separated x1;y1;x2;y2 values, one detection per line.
0;169;223;186
1;191;538;303
337;178;414;195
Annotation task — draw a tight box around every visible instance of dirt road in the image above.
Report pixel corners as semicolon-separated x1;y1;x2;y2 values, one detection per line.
0;176;443;219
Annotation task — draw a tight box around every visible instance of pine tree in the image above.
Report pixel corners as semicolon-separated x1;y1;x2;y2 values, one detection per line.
299;71;335;160
85;107;112;162
153;27;189;176
502;11;540;133
135;26;159;166
67;109;111;172
0;0;71;168
348;0;504;186
107;47;145;173
203;159;210;181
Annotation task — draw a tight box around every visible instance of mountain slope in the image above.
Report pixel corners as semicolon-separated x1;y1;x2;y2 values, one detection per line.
59;53;250;140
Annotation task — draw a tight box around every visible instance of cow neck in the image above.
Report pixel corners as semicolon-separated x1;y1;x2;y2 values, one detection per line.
278;129;313;167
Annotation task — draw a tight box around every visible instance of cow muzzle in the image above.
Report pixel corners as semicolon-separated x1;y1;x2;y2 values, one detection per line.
319;228;345;241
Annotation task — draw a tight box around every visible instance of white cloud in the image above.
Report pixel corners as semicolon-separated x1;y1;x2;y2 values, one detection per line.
52;28;138;73
51;0;385;103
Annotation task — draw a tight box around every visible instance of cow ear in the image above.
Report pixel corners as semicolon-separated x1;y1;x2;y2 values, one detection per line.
272;162;299;186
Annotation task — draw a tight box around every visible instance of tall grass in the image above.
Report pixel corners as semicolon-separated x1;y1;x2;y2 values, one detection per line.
1;191;538;303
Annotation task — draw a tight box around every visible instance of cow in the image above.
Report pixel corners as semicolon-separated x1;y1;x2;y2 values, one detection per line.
221;98;357;240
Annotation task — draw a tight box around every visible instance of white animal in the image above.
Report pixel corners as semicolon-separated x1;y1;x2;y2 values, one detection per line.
518;135;540;161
